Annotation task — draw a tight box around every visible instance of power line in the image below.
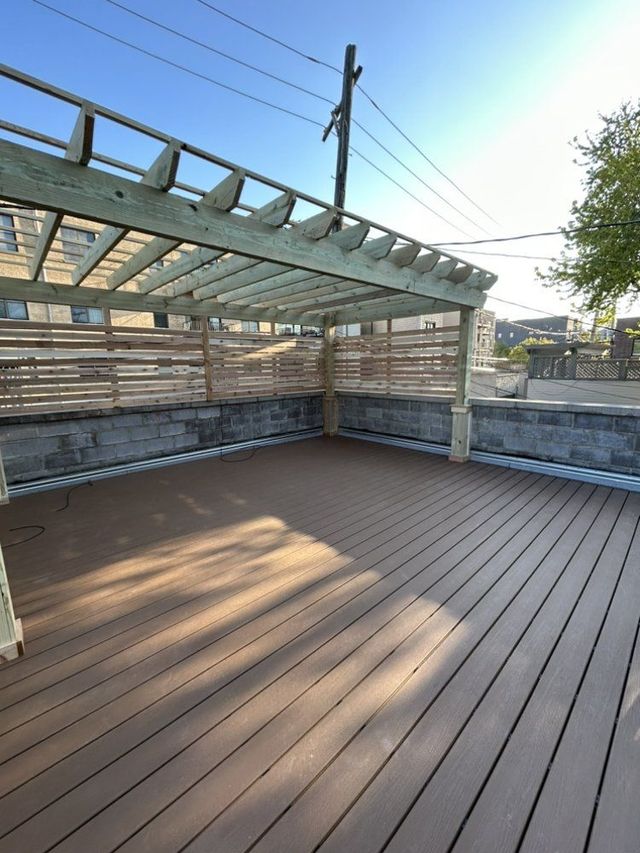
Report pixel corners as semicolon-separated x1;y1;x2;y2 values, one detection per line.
352;119;493;235
104;0;334;106
486;293;631;338
446;248;556;261
107;0;490;237
349;146;474;237
33;1;482;238
354;84;500;227
193;0;497;229
433;218;640;246
194;0;342;74
32;0;325;128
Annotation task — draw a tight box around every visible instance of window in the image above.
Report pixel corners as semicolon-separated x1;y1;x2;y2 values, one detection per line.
0;214;18;253
497;332;502;339
241;320;259;333
509;331;515;339
207;317;225;331
61;227;96;262
153;312;169;328
71;305;104;324
424;321;436;330
632;338;640;358
0;299;28;320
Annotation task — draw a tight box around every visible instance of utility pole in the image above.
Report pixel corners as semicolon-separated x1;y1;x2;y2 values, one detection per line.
322;44;362;230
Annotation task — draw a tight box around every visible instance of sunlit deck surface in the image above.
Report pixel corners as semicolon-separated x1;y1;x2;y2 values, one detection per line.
0;436;638;853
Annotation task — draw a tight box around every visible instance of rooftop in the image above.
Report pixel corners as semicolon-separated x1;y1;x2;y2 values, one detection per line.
0;437;638;852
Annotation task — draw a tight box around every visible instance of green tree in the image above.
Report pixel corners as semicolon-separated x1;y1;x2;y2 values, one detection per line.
537;101;640;313
507;337;555;365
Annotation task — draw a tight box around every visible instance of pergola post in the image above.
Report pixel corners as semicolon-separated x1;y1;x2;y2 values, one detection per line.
323;316;338;436
0;449;24;663
450;307;475;463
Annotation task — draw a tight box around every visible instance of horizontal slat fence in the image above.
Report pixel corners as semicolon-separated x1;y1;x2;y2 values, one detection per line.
0;321;323;414
334;326;459;397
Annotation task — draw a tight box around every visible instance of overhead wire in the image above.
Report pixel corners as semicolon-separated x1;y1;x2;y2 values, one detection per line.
432;218;640;246
31;0;325;128
32;1;483;238
104;0;335;106
192;0;498;228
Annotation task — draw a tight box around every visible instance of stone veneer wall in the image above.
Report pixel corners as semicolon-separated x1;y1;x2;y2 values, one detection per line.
1;393;322;484
338;393;640;477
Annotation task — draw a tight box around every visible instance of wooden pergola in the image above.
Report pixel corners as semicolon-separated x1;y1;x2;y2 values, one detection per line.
0;63;499;658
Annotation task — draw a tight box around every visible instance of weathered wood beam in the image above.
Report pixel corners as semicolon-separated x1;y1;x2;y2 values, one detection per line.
0;276;321;325
164;190;297;298
106;168;247;290
28;103;95;280
0;140;487;308
178;207;336;298
71;140;182;286
215;224;374;305
220;231;392;307
256;281;383;309
333;297;458;325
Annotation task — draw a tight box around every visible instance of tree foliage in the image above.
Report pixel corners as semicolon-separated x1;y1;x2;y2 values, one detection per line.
537;101;640;313
506;337;555;365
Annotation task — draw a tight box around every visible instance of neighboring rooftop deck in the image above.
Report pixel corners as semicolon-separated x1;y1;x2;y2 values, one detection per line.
0;437;638;853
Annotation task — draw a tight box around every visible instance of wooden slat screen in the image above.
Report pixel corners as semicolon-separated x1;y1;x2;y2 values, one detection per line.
334;326;459;397
0;321;323;414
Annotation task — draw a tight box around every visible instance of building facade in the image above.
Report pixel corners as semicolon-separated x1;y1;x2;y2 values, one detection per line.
495;315;580;348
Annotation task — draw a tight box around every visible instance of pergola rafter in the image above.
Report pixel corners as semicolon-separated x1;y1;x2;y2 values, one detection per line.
0;63;496;330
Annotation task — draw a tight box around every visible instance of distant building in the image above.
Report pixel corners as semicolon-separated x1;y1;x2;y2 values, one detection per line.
612;316;640;358
495;315;579;348
368;308;496;367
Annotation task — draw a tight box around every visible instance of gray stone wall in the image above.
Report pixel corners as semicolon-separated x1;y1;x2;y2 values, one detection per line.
338;394;452;445
337;392;640;476
1;394;322;484
472;400;640;475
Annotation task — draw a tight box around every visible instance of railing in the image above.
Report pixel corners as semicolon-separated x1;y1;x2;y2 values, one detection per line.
334;326;459;397
530;355;640;381
0;320;323;414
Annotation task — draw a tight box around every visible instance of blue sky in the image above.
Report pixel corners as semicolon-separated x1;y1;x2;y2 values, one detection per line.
2;0;639;319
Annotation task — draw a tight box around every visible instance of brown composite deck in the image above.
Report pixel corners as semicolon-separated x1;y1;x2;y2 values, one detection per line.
0;436;638;853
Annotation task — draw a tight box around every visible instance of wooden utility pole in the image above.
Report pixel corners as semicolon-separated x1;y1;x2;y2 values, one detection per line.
322;44;362;230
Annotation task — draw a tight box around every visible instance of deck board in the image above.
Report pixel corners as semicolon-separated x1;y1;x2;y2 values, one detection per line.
0;437;637;853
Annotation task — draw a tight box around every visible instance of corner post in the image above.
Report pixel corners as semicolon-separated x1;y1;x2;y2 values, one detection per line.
200;316;214;402
450;307;475;462
0;449;24;663
323;316;338;436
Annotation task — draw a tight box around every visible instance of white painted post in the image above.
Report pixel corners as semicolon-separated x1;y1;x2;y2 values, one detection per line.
450;307;475;462
323;316;338;436
0;449;24;663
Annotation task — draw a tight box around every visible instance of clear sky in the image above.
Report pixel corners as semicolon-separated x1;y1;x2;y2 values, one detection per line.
2;0;639;322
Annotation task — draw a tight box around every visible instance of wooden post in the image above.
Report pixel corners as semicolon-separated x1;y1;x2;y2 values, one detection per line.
0;450;24;663
450;307;475;462
200;316;214;401
323;316;338;436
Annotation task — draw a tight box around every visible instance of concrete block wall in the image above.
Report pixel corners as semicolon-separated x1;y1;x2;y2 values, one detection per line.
338;394;452;445
472;399;640;476
0;393;322;484
337;392;640;477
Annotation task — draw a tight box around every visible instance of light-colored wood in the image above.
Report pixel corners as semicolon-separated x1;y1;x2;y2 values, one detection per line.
0;319;323;414
0;276;320;326
323;317;337;436
70;141;182;286
28;104;96;280
450;307;475;462
0;140;487;311
0;547;23;663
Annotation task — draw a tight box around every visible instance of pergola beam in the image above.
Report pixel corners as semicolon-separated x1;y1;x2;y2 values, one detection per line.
105;168;247;290
0;140;486;309
28;103;95;280
0;276;322;325
70;140;182;286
